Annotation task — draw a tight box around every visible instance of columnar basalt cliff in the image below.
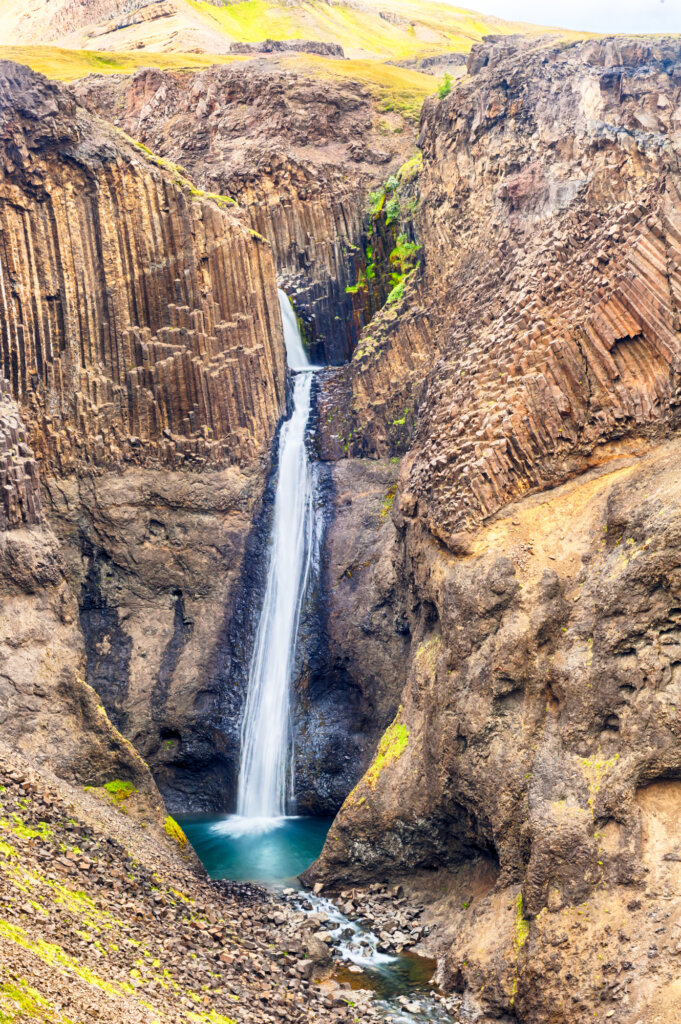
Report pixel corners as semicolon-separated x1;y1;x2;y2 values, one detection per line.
0;60;286;472
0;60;292;810
306;35;681;1024
320;35;681;505
71;61;420;363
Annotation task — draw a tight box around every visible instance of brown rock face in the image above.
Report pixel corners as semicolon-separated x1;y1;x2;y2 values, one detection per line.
71;61;418;363
310;438;681;1024
306;35;681;1024
0;59;286;473
0;382;159;804
293;457;410;811
0;60;292;809
320;36;681;535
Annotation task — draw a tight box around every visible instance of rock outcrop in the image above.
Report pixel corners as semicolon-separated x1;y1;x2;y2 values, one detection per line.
229;39;346;59
307;35;681;1024
0;60;290;810
0;381;159;804
0;59;286;473
320;35;681;538
71;61;420;363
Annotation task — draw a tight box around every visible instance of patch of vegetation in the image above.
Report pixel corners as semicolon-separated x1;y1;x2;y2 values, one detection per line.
183;0;552;64
379;484;397;521
0;45;244;83
164;816;188;847
0;919;135;998
103;780;136;805
437;72;454;99
514;893;529;950
397;152;423;185
581;752;619;813
387;234;421;305
364;709;410;789
0;977;75;1024
111;130;237;209
187;1011;237;1024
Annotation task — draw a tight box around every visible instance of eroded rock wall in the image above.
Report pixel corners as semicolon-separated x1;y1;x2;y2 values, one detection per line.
320;36;681;527
308;36;681;1024
0;381;159;805
0;60;286;472
309;437;681;1023
0;60;290;809
71;62;419;363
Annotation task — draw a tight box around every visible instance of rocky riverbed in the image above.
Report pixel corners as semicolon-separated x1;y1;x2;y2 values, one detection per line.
0;746;355;1023
0;743;465;1023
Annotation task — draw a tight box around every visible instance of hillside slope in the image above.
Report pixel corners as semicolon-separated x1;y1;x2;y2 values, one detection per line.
0;0;543;59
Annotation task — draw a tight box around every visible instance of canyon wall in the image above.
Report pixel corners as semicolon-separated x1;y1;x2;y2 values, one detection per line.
0;59;289;810
71;61;419;363
307;35;681;1024
66;58;426;809
0;379;160;807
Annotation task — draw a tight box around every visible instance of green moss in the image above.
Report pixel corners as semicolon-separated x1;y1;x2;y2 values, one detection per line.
0;978;75;1023
164;816;188;847
397;152;423;185
187;1011;236;1024
0;44;244;83
379;484;397;521
514;893;529;950
103;780;136;804
364;709;409;790
581;752;619;813
9;814;52;841
188;187;237;209
0;920;134;998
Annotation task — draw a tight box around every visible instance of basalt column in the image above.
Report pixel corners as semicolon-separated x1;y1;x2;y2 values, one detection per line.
0;60;289;811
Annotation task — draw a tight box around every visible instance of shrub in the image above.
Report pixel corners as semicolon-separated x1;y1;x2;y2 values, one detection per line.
438;72;453;100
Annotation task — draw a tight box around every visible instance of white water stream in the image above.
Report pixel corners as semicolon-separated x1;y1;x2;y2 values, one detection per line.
231;290;318;829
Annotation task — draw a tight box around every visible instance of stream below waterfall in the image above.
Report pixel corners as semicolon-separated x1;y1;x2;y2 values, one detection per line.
183;295;456;1023
177;814;457;1024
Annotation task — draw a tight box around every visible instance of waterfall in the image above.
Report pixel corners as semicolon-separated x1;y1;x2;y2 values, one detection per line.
233;290;318;827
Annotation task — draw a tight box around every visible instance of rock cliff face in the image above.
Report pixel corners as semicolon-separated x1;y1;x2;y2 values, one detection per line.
306;35;681;1024
0;60;286;472
320;35;681;505
71;61;419;363
0;60;290;810
0;380;159;806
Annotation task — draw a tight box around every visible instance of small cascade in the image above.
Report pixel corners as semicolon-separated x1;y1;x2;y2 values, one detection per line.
232;290;319;829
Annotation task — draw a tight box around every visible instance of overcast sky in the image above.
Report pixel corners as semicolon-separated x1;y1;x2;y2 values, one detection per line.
460;0;679;34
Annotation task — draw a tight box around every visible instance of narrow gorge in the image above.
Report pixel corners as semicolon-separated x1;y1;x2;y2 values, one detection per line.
1;7;681;1024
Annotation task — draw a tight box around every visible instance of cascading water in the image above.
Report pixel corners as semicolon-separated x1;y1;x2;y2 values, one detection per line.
178;291;455;1024
230;289;318;829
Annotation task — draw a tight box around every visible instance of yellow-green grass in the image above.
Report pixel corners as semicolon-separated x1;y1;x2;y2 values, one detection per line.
0;42;438;122
185;0;546;60
281;54;437;120
0;44;244;82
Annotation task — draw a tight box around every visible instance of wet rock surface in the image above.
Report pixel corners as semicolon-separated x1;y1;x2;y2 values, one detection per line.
293;458;410;813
